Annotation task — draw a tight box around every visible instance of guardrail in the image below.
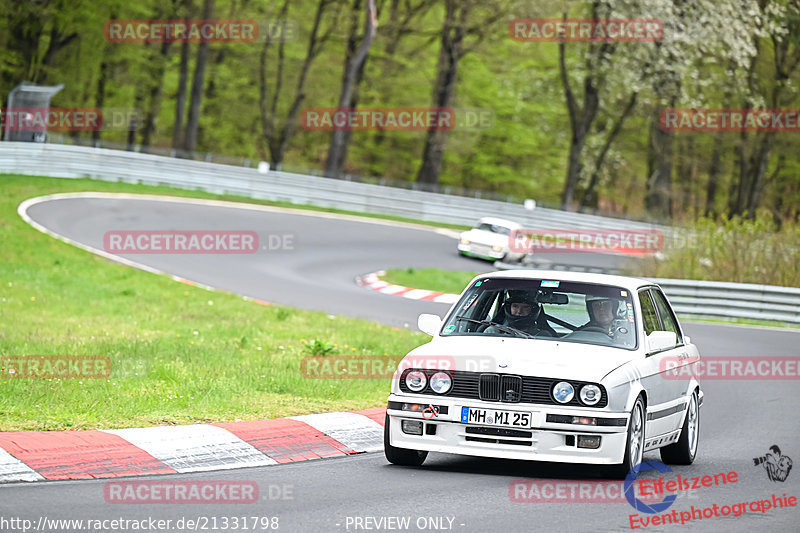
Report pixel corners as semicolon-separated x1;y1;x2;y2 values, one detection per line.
0;142;662;230
653;278;800;325
495;262;800;325
4;141;797;326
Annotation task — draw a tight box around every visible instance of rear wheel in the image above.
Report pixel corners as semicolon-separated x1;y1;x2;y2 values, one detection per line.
383;414;428;467
660;390;699;465
609;395;645;479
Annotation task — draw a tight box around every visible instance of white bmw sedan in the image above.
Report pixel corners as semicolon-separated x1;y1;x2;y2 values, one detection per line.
385;270;702;477
457;217;523;262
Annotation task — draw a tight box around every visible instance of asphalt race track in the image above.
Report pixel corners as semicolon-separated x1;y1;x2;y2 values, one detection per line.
4;193;799;533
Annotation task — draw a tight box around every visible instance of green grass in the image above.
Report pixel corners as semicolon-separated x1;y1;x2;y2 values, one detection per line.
0;174;430;431
382;268;483;295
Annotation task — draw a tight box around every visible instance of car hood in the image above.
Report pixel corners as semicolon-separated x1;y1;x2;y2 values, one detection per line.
405;335;637;383
460;229;509;246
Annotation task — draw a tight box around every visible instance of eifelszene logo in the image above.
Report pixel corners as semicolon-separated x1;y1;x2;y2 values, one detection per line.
753;445;793;482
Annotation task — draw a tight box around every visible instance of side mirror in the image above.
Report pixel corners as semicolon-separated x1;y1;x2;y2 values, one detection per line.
418;314;443;336
684;335;691;345
647;331;677;354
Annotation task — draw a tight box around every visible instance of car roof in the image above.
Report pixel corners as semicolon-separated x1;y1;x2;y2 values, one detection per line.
475;217;521;228
467;269;658;292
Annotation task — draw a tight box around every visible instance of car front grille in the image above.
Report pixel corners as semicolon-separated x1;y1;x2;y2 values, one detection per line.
479;374;523;402
399;369;608;408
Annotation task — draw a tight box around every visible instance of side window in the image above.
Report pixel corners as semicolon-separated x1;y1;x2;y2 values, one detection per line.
638;290;659;335
651;289;682;343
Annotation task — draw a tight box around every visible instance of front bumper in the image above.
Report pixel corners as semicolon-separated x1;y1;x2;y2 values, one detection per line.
387;394;630;465
457;243;505;260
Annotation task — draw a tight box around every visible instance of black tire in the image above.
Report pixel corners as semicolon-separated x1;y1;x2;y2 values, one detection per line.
609;395;645;479
384;414;428;467
660;390;699;465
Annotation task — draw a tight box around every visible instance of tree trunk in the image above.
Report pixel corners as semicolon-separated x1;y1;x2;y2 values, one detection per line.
268;0;333;166
38;27;78;84
645;101;675;220
416;0;465;188
745;134;773;215
704;127;725;217
558;39;600;210
172;0;192;151
581;91;637;208
184;0;214;153
141;41;173;148
324;0;378;178
92;58;109;143
2;7;43;88
258;0;292;161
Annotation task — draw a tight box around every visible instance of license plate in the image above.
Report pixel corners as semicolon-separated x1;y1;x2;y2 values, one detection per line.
461;407;531;428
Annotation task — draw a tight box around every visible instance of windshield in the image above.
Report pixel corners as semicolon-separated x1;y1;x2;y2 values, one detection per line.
475;223;511;235
440;277;638;350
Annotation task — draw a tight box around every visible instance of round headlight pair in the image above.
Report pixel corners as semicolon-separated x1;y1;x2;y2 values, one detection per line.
405;370;452;394
552;381;602;406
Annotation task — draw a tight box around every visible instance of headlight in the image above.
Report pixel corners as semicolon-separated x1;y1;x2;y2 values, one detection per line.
429;372;452;394
580;384;601;406
460;237;470;244
552;381;575;403
405;370;427;392
492;244;503;251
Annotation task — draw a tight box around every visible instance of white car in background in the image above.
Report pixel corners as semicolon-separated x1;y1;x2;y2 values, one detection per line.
458;217;523;262
384;270;702;478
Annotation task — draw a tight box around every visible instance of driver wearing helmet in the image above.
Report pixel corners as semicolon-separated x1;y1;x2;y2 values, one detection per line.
486;290;556;336
580;294;619;336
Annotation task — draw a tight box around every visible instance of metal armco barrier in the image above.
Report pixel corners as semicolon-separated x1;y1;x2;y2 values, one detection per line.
653;278;800;325
3;142;798;325
0;142;660;230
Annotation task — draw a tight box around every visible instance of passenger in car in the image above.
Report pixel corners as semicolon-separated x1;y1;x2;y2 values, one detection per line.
580;294;621;336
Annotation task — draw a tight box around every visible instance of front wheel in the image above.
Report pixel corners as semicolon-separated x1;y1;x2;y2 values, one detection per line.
660;390;699;465
608;395;645;478
384;414;428;467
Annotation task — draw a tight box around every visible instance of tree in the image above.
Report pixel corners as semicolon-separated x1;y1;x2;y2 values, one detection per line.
259;0;339;167
730;0;800;217
184;0;214;152
324;0;378;178
416;0;509;188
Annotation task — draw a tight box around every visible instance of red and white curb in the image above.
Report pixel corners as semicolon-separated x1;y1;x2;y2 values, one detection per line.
356;271;459;304
0;408;385;484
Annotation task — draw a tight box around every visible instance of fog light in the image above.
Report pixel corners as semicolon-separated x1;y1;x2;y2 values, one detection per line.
492;244;503;251
572;417;596;426
401;420;423;435
577;435;601;449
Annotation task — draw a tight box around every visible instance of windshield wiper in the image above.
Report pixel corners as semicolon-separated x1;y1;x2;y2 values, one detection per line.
454;316;534;339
